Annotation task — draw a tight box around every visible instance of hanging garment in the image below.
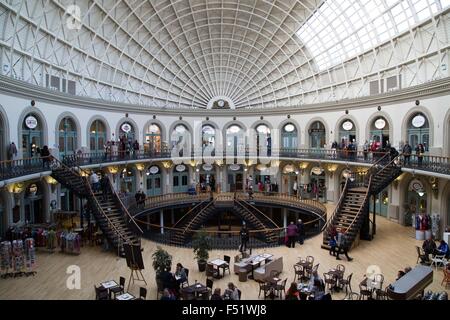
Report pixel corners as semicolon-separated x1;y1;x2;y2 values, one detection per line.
0;241;13;271
24;238;36;270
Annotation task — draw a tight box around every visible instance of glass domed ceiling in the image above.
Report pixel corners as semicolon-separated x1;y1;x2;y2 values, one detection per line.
0;0;449;109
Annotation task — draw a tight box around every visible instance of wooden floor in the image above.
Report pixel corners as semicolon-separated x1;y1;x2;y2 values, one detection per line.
1;205;448;300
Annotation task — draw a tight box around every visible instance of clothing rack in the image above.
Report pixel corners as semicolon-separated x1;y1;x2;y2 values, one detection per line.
59;232;81;255
0;239;37;278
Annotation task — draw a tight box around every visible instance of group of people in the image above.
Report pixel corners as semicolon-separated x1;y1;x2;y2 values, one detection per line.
159;263;188;300
285;270;331;300
134;190;146;209
210;283;241;300
328;227;353;261
103;137;140;160
420;238;450;264
402;141;426;166
286;219;306;248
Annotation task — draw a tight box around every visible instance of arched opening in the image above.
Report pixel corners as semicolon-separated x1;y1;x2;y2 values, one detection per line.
21;113;43;158
226;125;245;157
0;193;5;236
199;163;216;193
281;164;298;196
171;124;190;157
24;182;45;224
227;164;244;192
281;123;298;150
309;167;326;202
58;117;77;156
118;121;136;144
89;120;107;152
255;124;271;156
173;164;189;193
202;125;216;156
119;166;137;195
338;119;357;147
405;178;429;228
145;123;162;155
0;114;4;161
406;112;430;152
309;121;326;149
370;116;390;150
145;165;162;196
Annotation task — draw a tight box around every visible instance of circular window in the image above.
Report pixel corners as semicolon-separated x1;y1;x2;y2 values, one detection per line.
374;118;386;130
175;164;186;172
342;121;353;131
217;100;225;107
284;124;295;132
148;124;160;133
228;125;241;134
256;125;270;134
412;115;426;128
25;115;38;129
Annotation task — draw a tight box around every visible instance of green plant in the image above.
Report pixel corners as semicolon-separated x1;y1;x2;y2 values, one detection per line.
152;246;172;275
192;230;211;263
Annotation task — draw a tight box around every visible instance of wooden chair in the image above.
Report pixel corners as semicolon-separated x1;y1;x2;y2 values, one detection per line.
345;292;360;300
110;276;125;299
275;278;288;300
294;264;304;282
416;246;429;265
206;263;219;278
340;272;353;295
257;280;272;299
359;279;373;300
206;278;214;292
94;285;109;300
137;287;147;300
323;272;336;292
442;268;450;288
375;286;389;300
220;255;231;275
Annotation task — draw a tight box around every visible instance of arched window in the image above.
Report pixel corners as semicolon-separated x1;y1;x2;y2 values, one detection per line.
119;122;135;144
173;164;189;193
226;125;244;157
202;125;215;156
309;121;326;149
59;117;77;156
145;123;162;154
370;117;390;150
282;123;298;149
22;113;43;158
255;124;271;156
338;120;356;147
407;113;429;152
171;125;190;157
90;120;107;152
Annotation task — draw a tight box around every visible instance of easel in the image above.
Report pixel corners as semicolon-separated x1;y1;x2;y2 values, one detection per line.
123;244;147;291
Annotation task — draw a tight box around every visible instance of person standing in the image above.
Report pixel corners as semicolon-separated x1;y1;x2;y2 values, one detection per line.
287;221;298;248
403;142;412;166
415;143;425;167
293;180;298;198
239;223;249;253
7;142;18;160
90;172;100;192
40;145;51;169
297;219;305;245
363;140;369;161
335;229;353;261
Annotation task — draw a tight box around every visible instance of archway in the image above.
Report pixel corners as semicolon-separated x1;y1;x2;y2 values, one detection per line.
281;123;298;150
21;112;44;158
89;119;107;152
58;117;78;156
308;121;326;149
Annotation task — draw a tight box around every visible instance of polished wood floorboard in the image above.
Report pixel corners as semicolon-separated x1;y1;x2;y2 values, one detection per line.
0;206;448;300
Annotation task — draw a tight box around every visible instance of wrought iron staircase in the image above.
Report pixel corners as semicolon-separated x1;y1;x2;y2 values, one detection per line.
50;158;142;256
321;153;403;251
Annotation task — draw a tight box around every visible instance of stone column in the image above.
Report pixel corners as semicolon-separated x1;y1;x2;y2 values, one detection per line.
160;209;164;234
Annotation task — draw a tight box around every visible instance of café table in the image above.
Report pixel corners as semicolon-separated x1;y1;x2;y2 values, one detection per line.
182;283;209;298
115;292;135;300
209;258;228;278
100;280;119;299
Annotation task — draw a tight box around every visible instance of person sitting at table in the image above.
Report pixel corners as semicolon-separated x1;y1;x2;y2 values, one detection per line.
285;282;300;300
160;288;176;301
396;270;406;280
404;266;412;274
210;288;223;301
160;267;176;291
435;240;450;258
309;279;325;300
421;238;436;263
223;282;240;300
174;263;187;288
308;270;322;289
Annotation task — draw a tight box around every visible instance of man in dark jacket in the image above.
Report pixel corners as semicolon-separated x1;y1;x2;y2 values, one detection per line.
403;142;412;165
297;219;305;245
336;230;353;261
239;223;249;253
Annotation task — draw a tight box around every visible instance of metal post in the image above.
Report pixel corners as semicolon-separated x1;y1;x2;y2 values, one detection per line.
160;209;164;235
373;195;377;237
80;198;84;229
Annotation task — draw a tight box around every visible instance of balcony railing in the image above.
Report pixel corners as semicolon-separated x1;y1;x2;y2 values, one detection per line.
1;149;450;181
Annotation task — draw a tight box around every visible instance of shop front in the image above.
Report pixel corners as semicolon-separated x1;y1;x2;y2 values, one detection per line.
119;167;137;195
24;183;44;224
146;165;162;196
22;114;43;158
173;164;189;193
227;164;243;192
199;163;216;192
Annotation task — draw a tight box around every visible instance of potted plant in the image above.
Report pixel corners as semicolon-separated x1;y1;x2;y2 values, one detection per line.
192;230;211;272
152;247;172;288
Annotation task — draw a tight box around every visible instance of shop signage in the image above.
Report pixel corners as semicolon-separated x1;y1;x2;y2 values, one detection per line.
311;167;324;175
374;118;386;130
284;124;295;132
229;164;241;171
409;179;424;193
342;121;353;131
25;116;38;129
412;115;426;128
202;164;213;171
149;166;159;174
121;123;132;133
176;164;186;172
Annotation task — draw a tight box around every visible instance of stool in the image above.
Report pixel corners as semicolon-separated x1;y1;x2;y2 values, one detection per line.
239;269;248;282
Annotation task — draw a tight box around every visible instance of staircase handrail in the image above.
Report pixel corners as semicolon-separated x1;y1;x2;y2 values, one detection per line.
182;200;216;234
173;196;213;228
84;174;132;245
234;195;280;228
346;175;372;234
107;178;144;235
321;177;349;232
373;153;403;177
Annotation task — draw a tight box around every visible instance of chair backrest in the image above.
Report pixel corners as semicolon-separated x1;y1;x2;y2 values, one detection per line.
206;278;214;290
312;263;319;273
184;268;189;279
347;272;353;283
306;256;314;264
237;289;242;300
224;255;231;264
139;287;147;299
294;264;302;272
416;246;421;256
206;263;214;277
119;276;125;287
374;274;384;286
282;278;287;289
337;264;345;273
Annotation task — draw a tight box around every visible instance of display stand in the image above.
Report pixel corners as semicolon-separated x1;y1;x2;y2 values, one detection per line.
123;244;147;291
0;241;13;279
24;238;37;276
